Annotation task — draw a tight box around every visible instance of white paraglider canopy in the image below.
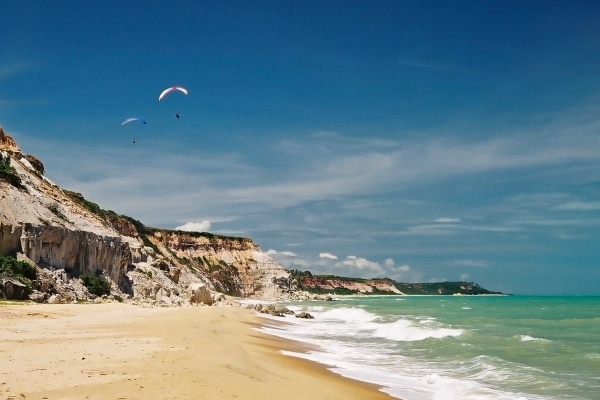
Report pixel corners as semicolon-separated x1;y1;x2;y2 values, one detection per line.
158;86;188;101
121;117;147;127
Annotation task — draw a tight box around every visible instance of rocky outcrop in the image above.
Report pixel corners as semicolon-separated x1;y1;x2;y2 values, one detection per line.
0;276;28;300
24;154;44;175
0;127;18;150
295;311;314;319
189;282;213;305
245;302;294;317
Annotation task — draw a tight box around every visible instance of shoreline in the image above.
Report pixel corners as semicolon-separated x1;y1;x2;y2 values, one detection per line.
0;302;395;399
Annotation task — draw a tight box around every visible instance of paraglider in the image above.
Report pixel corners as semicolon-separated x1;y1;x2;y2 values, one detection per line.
121;118;147;127
158;86;188;101
175;113;180;119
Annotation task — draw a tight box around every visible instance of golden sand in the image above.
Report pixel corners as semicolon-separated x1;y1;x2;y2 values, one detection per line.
0;303;393;399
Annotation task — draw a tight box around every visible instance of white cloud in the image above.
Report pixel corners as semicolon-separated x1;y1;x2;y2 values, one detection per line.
397;264;411;272
379;259;418;283
342;256;384;274
435;217;462;223
266;249;298;257
175;221;211;232
319;252;337;260
554;201;600;211
460;273;470;281
383;259;410;273
401;223;461;236
229;115;600;210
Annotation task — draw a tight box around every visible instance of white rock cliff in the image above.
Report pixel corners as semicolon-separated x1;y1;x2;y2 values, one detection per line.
1;126;290;304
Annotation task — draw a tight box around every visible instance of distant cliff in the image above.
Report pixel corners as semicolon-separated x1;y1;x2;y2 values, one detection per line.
289;270;503;296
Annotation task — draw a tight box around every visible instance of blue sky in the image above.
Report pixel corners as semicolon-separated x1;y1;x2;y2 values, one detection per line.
2;1;599;295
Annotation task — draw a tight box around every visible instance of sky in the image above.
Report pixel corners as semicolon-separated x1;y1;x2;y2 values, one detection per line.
1;1;599;295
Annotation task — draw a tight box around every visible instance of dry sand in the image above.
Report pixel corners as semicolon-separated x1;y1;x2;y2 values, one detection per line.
0;302;394;400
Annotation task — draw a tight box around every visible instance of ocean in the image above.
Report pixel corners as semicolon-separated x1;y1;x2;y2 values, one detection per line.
256;295;600;400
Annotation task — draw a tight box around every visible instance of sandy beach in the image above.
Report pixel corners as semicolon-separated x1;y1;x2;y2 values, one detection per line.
0;302;393;400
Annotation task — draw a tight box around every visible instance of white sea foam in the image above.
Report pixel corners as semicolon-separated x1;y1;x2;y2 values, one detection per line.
280;347;532;400
519;335;549;342
372;319;463;342
318;307;381;323
256;299;575;400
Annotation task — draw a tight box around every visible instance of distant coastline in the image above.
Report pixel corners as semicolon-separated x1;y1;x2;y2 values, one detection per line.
287;270;503;296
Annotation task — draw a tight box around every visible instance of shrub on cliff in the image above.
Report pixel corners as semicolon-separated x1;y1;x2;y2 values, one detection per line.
0;255;36;295
0;255;36;280
0;153;22;187
80;272;111;296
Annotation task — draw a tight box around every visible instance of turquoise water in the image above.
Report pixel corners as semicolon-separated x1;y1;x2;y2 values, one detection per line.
257;296;600;399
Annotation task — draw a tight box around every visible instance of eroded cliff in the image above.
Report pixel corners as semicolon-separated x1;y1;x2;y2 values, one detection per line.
1;126;290;304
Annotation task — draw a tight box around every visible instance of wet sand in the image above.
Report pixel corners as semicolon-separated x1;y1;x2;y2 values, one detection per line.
0;303;394;399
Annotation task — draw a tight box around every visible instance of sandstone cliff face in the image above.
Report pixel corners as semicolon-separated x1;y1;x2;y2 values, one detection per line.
144;230;289;299
295;276;404;295
0;127;18;150
1;126;290;304
18;224;126;284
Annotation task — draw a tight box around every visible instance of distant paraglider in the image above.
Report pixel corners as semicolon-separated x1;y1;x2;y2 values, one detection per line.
121;117;147;127
119;86;189;146
159;86;188;119
158;86;188;101
121;118;145;144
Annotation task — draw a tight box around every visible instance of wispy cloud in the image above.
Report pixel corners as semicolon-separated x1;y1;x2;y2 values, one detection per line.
175;221;211;232
223;111;600;210
554;201;600;211
266;250;298;257
0;98;16;106
446;259;489;268
398;58;468;73
21;103;600;224
435;217;462;223
0;61;31;81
